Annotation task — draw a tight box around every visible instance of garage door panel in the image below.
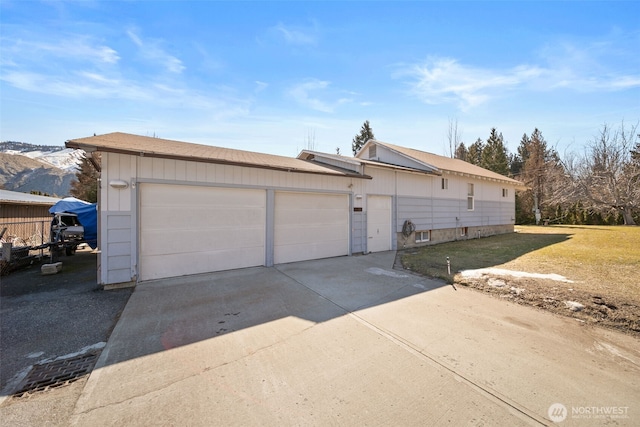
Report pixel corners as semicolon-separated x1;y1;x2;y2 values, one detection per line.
144;184;264;206
143;246;265;281
141;225;265;256
139;184;265;281
275;241;345;264
274;225;346;245
274;192;349;264
143;206;264;230
276;209;345;225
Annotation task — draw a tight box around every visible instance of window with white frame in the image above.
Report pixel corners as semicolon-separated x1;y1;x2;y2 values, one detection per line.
461;226;468;237
502;188;508;197
441;178;448;190
467;183;474;210
415;230;431;243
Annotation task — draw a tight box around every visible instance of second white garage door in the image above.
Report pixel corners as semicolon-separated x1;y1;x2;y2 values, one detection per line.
139;184;266;281
274;192;349;264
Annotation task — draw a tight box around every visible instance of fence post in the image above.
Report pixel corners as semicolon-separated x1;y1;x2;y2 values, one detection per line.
2;242;12;262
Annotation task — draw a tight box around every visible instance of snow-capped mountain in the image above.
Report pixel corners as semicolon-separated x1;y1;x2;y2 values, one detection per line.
0;142;83;196
2;142;84;172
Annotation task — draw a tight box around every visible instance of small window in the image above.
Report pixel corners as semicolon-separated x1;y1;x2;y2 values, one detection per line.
467;183;474;211
441;178;448;190
502;188;508;197
460;227;468;237
415;230;431;243
369;145;377;159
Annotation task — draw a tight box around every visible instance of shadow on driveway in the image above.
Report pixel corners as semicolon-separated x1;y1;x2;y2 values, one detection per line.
95;251;447;367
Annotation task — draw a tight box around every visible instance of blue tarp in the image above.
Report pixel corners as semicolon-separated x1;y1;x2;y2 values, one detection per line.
49;198;98;249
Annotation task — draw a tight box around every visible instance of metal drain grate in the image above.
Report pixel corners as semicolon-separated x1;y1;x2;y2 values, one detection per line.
15;352;99;396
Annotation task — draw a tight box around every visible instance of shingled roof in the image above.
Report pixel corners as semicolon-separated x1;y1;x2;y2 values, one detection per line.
66;132;366;178
365;140;524;186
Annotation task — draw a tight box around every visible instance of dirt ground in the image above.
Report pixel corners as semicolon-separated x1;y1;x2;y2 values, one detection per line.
455;274;640;338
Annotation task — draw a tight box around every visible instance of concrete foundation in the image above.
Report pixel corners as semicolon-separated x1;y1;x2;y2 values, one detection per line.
397;224;515;249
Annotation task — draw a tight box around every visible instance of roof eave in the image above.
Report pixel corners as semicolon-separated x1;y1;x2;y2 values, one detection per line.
66;140;370;179
358;139;442;175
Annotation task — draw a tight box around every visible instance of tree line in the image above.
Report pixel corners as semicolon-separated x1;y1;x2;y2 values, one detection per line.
352;119;639;226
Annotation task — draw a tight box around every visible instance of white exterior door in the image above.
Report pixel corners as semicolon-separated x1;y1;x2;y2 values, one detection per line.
139;183;266;281
274;192;349;264
367;196;392;252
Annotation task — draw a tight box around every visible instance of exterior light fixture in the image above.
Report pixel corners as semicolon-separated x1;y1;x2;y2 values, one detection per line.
109;179;129;189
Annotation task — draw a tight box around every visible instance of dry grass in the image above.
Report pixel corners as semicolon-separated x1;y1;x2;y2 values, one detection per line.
400;225;640;335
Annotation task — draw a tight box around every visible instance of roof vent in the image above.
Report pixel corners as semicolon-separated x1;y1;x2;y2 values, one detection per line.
369;144;377;159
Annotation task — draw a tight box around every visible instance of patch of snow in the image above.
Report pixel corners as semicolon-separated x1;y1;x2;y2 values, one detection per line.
510;286;525;295
365;267;409;278
37;342;106;364
26;351;45;359
5;147;84;172
36;148;84;172
487;278;506;288
564;301;584;312
459;267;573;283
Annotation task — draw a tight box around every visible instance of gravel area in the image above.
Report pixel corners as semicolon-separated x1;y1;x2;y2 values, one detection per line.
0;246;132;420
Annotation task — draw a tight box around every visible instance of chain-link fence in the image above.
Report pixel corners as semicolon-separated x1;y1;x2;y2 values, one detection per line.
1;219;51;275
0;219;50;247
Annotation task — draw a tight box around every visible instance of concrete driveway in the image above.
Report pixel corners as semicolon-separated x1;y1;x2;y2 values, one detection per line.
71;252;639;426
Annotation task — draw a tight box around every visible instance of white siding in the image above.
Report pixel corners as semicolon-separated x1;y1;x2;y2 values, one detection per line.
100;153;356;285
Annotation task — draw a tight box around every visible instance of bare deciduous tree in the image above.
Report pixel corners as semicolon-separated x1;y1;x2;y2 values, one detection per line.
304;128;316;151
447;117;462;158
563;121;639;225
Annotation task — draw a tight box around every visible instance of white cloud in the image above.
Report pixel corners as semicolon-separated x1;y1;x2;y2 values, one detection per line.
272;22;317;46
126;29;185;74
399;57;545;110
288;79;334;113
254;81;269;93
2;36;119;65
399;50;640;110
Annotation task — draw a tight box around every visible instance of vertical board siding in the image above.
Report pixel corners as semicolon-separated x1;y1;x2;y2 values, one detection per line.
102;211;133;285
352;211;365;253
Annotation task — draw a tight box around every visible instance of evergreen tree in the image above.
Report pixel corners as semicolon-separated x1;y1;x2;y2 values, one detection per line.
351;120;375;155
480;128;509;176
510;133;529;176
70;153;99;203
454;142;468;161
467;138;484;165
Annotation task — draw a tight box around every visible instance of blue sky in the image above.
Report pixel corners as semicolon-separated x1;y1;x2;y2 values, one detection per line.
1;1;638;159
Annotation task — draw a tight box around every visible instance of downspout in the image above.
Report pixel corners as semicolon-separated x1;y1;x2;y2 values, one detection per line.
394;170;398;251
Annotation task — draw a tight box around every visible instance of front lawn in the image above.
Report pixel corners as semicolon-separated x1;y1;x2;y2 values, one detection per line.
401;225;640;336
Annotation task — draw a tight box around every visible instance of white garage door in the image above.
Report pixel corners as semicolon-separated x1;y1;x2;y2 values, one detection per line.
274;192;349;264
139;183;266;281
367;196;392;252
